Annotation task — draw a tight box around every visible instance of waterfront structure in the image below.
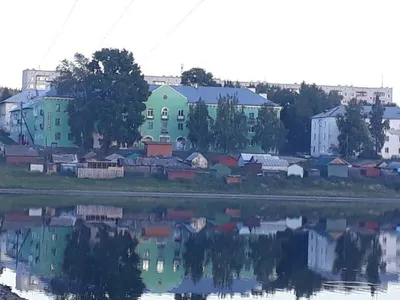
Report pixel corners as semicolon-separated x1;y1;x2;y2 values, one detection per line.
141;85;279;152
311;105;400;159
22;69;58;91
9;89;74;147
143;75;393;105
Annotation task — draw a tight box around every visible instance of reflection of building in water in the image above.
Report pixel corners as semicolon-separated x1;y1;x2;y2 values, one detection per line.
15;263;46;292
379;230;400;275
75;205;123;222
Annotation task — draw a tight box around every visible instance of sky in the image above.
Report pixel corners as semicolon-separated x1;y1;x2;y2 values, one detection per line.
0;0;399;102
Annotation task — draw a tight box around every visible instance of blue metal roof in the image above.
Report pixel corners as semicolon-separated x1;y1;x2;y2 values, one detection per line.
312;105;400;120
150;84;278;106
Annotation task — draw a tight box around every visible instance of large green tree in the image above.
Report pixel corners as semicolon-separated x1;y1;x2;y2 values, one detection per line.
369;96;390;156
253;105;287;153
186;99;213;151
336;100;370;157
213;94;248;153
54;48;149;152
181;68;220;87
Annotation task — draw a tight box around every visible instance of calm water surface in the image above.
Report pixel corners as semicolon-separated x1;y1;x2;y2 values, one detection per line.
0;201;400;300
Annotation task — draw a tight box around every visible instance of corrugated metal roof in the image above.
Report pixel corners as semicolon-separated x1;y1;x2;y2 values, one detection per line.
49;217;76;227
120;156;182;167
251;155;289;167
0;89;48;104
312;105;400;120
51;154;78;163
105;153;124;162
185;152;202;162
150;85;278;106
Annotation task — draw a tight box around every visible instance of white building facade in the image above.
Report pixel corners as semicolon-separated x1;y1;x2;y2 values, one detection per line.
311;105;400;159
308;230;337;273
379;231;400;275
22;69;58;91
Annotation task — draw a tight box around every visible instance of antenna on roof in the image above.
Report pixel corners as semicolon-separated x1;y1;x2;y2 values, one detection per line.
180;64;184;75
381;74;384;88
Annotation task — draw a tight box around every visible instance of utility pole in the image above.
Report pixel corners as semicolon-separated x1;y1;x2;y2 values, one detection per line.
20;101;23;145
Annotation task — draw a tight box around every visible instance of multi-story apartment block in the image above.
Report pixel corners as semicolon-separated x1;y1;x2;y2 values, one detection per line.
22;69;59;91
142;85;280;152
310;105;400;159
9;89;75;147
142;75;394;105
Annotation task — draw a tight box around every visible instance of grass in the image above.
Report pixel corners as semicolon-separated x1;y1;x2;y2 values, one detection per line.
0;194;400;222
1;165;400;198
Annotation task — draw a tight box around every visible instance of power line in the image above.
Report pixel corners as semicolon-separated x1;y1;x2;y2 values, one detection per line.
96;0;137;49
23;0;80;91
143;0;206;59
68;0;206;118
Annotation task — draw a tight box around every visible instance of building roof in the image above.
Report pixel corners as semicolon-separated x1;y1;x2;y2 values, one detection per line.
119;156;182;167
105;153;124;162
49;216;77;227
51;154;78;163
0;89;48;104
4;145;39;157
150;84;278;106
239;153;256;161
44;87;74;98
185;152;205;162
142;227;171;237
328;157;349;165
166;209;194;219
312;105;400;120
251;155;289;167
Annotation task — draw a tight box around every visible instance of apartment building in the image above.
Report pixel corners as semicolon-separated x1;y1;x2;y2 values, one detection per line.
143;75;393;105
22;69;59;91
310;105;400;159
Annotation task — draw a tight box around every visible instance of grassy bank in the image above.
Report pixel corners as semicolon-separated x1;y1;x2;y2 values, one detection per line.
1;195;400;222
1;165;400;198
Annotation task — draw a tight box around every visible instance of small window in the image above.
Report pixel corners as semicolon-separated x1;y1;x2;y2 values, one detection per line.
50;264;56;270
385;147;389;153
68;133;73;141
157;259;164;273
178;123;183;130
55;118;60;126
143;259;149;271
148;122;153;129
177;109;184;117
55;133;61;140
385;136;389;142
51;234;57;241
51;248;57;256
55;104;60;112
147;108;154;118
248;126;255;133
161;107;168;118
249;112;254;119
313;146;316;153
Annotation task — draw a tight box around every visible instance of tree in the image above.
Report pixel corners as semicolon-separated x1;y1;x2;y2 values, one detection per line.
253;105;287;153
369;96;390;156
213;94;248;153
186;99;213;151
54;48;149;152
336;100;371;157
181;68;220;87
0;87;20;101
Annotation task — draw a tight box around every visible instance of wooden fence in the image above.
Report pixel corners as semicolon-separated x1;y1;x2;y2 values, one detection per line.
77;167;124;179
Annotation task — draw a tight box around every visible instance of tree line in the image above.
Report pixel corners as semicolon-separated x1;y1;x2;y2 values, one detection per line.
0;86;20;101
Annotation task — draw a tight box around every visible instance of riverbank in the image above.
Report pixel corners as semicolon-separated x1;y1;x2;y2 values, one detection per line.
1;165;400;198
0;285;25;300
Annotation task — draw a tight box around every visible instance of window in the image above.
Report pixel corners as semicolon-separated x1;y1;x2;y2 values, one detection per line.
157;259;164;273
161;107;168;118
178;123;184;130
55;133;61;140
51;248;57;256
385;136;389;142
397;250;400;257
249;112;255;119
385;147;389;153
313;146;315;153
147;108;154;118
161;121;168;129
177;109;184;117
55;118;60;126
323;133;326;140
51;234;57;241
148;122;153;129
50;264;56;270
55;104;60;112
313;134;316;140
145;249;150;257
142;259;149;271
68;133;73;141
248;126;255;133
248;139;254;146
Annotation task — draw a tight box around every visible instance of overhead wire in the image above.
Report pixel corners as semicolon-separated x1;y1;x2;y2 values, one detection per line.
68;0;207;118
23;0;80;91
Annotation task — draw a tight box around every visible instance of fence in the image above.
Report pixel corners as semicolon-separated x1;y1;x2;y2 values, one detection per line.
77;167;124;179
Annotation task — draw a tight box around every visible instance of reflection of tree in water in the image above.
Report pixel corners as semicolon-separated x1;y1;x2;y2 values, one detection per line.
183;234;210;284
50;225;144;300
366;237;383;296
250;234;280;283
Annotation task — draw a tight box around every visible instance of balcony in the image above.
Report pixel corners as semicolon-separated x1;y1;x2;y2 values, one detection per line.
177;115;185;121
161;115;169;120
161;128;168;134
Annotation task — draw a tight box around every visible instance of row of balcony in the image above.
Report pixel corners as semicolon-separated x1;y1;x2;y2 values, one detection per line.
147;115;185;121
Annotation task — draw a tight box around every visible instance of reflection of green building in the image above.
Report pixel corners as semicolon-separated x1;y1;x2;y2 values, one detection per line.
19;225;73;276
135;226;184;293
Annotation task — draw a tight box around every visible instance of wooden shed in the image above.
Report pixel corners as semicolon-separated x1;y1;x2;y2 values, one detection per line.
4;145;40;164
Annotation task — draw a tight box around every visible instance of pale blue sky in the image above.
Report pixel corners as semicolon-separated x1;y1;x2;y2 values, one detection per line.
0;0;399;102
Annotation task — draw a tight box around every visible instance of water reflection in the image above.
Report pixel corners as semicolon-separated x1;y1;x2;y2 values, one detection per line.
0;204;399;299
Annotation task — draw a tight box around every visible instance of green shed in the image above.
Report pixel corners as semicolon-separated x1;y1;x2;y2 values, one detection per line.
210;163;232;179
